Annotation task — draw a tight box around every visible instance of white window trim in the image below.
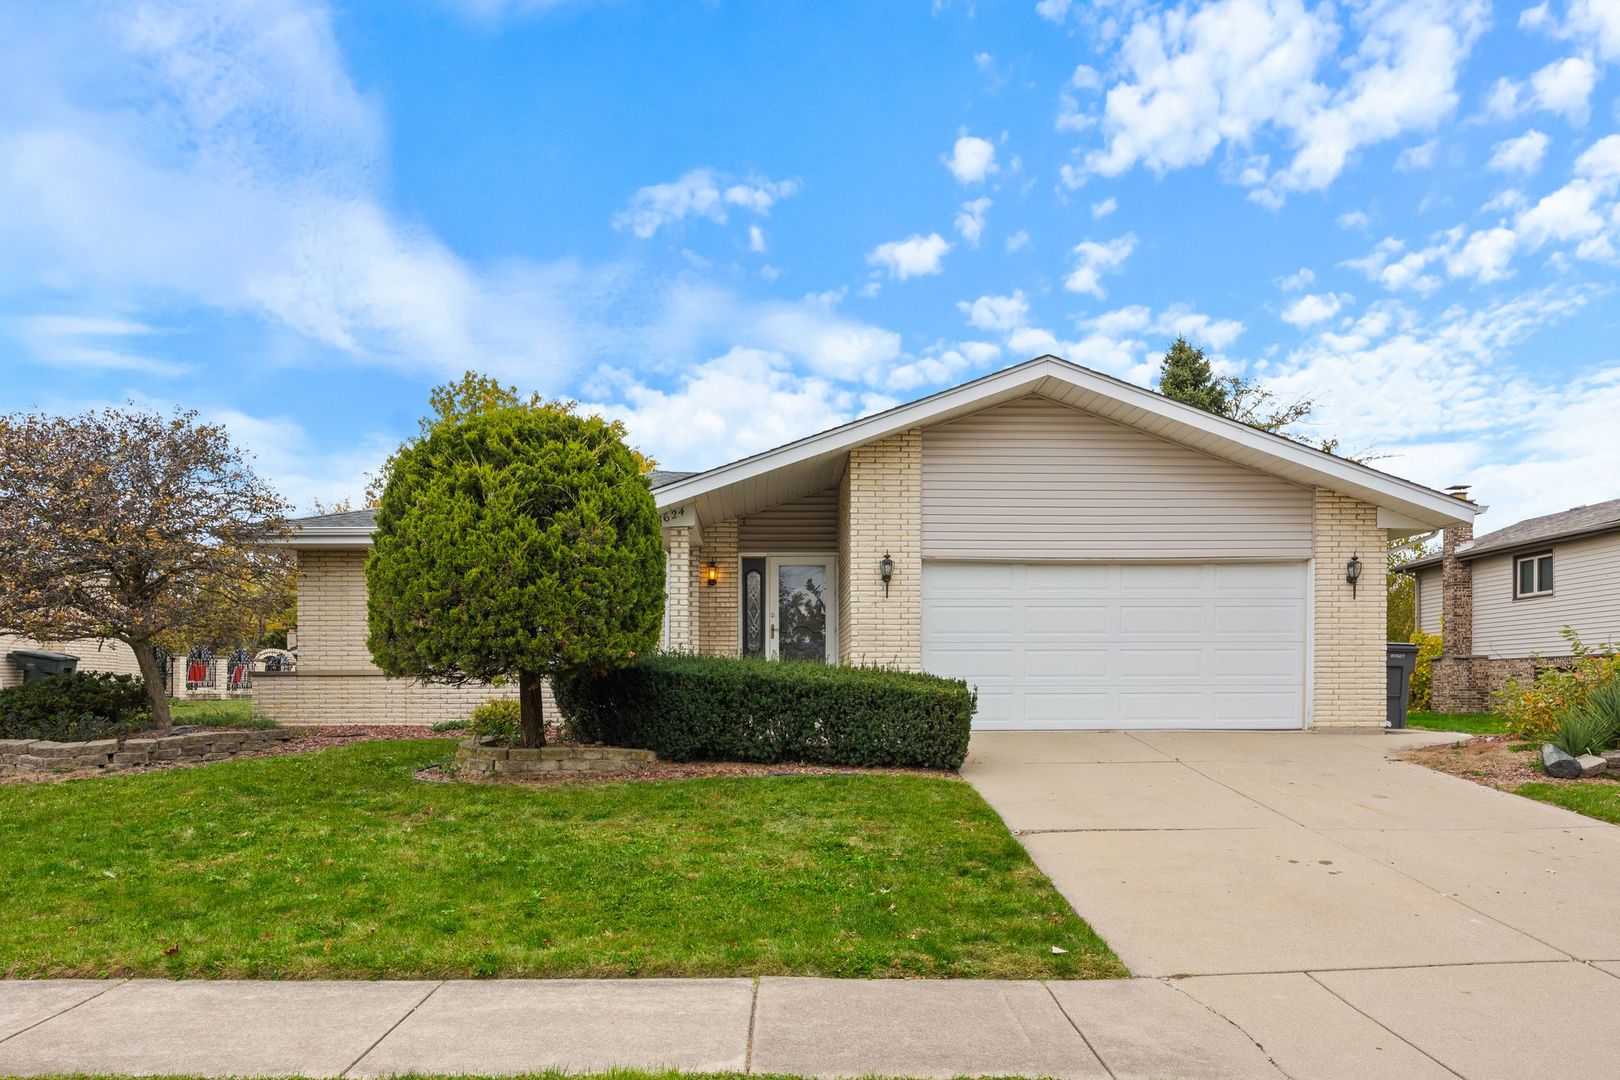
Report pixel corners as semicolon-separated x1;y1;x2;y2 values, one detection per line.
1514;552;1554;599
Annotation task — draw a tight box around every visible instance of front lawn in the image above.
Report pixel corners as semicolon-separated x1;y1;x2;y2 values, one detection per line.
1405;710;1510;735
1516;779;1620;824
0;739;1122;981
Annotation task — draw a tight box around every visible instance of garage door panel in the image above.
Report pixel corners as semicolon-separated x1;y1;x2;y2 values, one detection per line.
1215;603;1303;636
1120;648;1202;677
1119;606;1204;636
1025;648;1109;677
1213;647;1302;678
923;561;1305;730
1119;692;1206;724
1024;604;1109;636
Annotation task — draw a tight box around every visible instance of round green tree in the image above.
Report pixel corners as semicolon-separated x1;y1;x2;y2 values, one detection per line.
366;406;664;747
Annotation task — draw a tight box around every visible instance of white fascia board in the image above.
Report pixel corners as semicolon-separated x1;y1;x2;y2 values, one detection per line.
655;355;1480;526
269;528;376;549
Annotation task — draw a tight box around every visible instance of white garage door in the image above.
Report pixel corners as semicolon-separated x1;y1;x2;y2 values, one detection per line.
922;561;1307;730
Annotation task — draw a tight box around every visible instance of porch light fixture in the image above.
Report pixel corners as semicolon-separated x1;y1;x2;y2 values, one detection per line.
1345;554;1362;598
880;552;894;597
705;562;718;588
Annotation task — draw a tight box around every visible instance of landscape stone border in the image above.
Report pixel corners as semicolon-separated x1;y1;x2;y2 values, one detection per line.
0;728;292;775
456;738;656;777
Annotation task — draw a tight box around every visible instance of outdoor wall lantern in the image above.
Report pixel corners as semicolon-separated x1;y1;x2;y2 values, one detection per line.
880;552;894;597
1345;554;1362;598
706;562;718;588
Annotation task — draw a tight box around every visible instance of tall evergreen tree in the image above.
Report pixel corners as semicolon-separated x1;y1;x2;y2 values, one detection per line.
1156;337;1232;415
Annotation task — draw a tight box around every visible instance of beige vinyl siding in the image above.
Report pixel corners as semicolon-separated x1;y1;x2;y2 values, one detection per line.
1472;532;1620;658
738;486;838;552
1416;567;1442;634
0;633;142;689
921;396;1313;560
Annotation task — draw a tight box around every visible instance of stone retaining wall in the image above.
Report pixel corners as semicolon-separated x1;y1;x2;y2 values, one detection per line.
456;739;655;777
0;728;292;775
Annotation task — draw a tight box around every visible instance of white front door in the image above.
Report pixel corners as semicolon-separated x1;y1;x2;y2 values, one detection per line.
765;555;838;663
922;561;1307;730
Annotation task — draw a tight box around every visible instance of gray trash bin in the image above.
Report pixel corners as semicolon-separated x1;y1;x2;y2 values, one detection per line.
1386;642;1419;730
7;649;80;683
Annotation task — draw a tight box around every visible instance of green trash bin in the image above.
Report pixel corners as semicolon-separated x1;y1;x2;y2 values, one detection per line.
7;649;80;683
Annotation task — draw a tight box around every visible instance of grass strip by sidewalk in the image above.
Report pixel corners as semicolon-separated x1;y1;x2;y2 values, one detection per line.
1404;711;1510;735
0;738;1123;981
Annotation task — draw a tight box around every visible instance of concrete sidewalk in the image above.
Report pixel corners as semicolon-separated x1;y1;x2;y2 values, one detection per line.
5;970;1620;1080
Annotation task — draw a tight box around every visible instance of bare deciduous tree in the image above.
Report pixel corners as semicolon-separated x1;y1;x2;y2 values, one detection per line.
0;407;290;731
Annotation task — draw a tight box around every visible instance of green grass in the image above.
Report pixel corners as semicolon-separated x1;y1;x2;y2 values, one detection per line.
1405;711;1510;735
168;698;275;729
1516;779;1620;824
0;738;1121;981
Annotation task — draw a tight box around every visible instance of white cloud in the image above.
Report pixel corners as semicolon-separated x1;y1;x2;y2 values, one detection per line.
612;169;799;238
1576;134;1620;180
8;314;181;376
583;348;894;470
1277;267;1316;291
1091;196;1118;219
1517;182;1605;247
956;291;1030;332
1488;57;1601;123
1396;140;1438;172
1064;233;1136;297
1446;226;1518;281
954;197;992;247
945;134;998;183
1337;210;1372;230
1488;129;1550;174
1280;291;1349;326
1563;0;1620;60
1075;0;1488;204
866;233;952;279
1519;1;1552;29
1528;56;1598;121
1005;229;1031;252
748;224;767;253
1036;0;1072;24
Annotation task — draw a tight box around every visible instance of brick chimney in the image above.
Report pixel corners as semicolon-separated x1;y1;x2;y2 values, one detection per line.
1439;514;1474;656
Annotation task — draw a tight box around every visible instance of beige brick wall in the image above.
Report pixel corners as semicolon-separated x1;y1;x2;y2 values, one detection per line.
254;672;518;726
295;549;379;673
256;546;519;725
841;430;923;670
0;634;142;689
1312;488;1387;729
664;528;694;651
693;520;740;656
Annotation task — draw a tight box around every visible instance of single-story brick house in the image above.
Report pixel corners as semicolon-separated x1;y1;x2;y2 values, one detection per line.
261;355;1476;730
1400;497;1620;712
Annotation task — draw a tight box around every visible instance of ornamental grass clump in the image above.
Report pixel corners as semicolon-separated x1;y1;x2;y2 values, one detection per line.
1550;678;1620;758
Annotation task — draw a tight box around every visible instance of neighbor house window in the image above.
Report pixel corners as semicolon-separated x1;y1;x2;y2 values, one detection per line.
1515;553;1554;598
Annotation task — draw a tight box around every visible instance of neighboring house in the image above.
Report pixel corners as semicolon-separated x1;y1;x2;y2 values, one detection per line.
262;356;1474;730
0;634;142;690
1400;498;1620;712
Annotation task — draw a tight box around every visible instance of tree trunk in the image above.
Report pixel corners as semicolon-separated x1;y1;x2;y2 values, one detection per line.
132;641;172;733
518;671;546;749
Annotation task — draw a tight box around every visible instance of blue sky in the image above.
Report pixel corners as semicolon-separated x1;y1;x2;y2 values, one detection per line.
1;0;1617;528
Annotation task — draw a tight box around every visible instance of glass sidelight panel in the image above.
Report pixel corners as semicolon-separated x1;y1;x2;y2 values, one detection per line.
740;557;766;657
776;563;829;662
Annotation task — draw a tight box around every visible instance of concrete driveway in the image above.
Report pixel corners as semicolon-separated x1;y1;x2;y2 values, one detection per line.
964;728;1620;1080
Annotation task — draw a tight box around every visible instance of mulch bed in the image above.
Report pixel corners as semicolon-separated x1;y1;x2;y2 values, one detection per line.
0;725;435;785
418;757;955;788
1404;735;1573;790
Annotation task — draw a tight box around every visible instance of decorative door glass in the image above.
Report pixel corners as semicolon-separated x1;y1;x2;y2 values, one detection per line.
776;563;829;663
741;559;766;657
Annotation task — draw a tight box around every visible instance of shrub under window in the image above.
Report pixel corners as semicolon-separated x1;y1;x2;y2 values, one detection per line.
554;654;975;770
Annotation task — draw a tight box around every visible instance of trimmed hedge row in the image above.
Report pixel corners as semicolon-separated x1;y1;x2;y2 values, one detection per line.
0;672;152;742
554;654;975;769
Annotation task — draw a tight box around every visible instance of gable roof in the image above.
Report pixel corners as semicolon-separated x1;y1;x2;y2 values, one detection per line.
279;470;697;547
655;355;1479;530
1401;497;1620;572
